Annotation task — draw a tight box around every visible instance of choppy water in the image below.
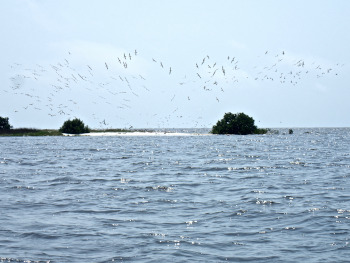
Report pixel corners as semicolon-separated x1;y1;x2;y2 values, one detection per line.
1;128;350;262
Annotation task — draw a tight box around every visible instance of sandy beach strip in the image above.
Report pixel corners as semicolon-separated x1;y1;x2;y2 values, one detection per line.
63;131;211;137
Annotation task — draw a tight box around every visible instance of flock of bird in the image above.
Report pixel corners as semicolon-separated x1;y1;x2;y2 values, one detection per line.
4;49;344;128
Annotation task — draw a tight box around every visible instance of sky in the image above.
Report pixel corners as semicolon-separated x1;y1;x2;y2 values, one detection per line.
1;0;349;129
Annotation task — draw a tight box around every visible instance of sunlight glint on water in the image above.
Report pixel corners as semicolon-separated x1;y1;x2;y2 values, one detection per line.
1;128;350;262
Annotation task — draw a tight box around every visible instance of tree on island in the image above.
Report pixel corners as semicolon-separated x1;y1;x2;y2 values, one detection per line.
0;116;12;131
59;118;90;134
211;112;267;135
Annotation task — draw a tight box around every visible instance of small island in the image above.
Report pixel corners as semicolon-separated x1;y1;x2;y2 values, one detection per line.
211;112;268;135
1;114;273;137
0;116;130;136
1;116;62;136
0;116;184;137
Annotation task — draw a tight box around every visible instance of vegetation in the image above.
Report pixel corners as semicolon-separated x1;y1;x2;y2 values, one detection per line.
211;112;268;135
59;118;90;134
0;128;62;136
0;116;12;131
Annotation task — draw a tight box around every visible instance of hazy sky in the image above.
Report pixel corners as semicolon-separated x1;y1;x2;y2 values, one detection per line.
1;0;349;129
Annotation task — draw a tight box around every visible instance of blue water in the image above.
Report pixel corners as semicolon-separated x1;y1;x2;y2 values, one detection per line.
1;128;350;262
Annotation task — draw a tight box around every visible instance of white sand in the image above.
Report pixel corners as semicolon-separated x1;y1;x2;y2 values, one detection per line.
63;131;211;137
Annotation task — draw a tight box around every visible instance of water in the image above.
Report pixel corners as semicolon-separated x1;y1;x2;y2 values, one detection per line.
1;128;350;262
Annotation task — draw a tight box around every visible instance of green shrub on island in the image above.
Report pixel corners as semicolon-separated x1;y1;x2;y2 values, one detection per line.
211;112;267;135
59;118;90;134
0;116;12;131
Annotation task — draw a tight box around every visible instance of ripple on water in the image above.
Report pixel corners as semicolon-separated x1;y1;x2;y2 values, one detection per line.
1;128;350;262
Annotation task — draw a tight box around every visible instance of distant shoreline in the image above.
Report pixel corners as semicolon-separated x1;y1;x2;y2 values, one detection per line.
0;128;211;137
64;131;211;137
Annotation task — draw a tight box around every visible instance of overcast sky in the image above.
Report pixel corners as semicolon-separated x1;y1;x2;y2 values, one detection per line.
1;0;349;129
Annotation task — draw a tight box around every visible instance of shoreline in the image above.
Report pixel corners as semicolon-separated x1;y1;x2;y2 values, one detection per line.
63;131;212;137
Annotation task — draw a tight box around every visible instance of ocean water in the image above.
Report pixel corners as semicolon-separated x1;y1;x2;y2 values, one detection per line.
1;128;350;262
